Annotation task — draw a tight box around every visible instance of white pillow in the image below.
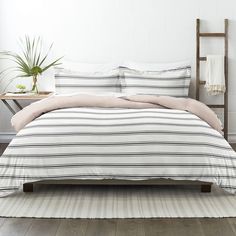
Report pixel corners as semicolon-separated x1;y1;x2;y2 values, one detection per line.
122;60;191;71
56;61;119;74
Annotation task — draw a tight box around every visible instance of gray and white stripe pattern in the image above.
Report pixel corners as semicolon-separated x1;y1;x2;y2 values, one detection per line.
0;185;236;218
121;66;191;97
0;107;236;196
55;71;121;94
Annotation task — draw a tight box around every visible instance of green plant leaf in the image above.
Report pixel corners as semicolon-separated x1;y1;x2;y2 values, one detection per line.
41;56;63;73
38;43;53;67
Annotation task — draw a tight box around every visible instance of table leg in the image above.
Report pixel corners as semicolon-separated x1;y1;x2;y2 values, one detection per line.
13;99;23;110
2;100;17;115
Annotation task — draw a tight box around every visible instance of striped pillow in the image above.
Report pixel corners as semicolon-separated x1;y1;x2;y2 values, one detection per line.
120;66;191;97
55;69;121;94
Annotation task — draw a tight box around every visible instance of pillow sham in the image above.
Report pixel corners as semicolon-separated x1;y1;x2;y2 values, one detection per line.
120;66;191;97
55;69;120;94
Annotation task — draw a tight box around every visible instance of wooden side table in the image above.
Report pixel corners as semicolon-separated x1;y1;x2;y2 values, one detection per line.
0;92;54;114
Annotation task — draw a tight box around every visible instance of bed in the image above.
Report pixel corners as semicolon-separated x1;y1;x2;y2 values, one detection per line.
0;62;235;196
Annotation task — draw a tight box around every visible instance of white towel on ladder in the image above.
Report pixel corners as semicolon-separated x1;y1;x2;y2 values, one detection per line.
205;55;226;95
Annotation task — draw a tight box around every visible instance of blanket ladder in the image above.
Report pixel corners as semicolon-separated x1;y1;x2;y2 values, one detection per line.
196;19;229;140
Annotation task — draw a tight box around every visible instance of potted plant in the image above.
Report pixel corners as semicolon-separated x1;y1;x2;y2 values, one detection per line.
0;36;62;94
16;84;26;93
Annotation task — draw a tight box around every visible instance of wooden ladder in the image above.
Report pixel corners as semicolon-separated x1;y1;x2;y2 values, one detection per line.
196;19;229;140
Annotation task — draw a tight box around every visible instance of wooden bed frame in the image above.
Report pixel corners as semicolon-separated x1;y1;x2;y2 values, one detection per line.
23;179;212;193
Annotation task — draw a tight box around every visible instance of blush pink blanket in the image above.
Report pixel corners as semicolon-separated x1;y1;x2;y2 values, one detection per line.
11;94;223;134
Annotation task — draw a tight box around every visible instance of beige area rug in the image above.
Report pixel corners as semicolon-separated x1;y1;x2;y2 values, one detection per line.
0;185;235;218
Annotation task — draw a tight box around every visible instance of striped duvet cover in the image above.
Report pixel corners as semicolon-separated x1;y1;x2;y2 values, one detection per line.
1;107;236;196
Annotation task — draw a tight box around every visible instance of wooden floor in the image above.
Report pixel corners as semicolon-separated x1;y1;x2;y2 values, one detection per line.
0;143;236;236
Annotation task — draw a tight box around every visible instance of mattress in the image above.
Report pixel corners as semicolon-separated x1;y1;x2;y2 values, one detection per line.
0;107;236;196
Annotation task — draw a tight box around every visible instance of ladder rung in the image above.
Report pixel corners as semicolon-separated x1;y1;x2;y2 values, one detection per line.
199;56;226;61
199;57;207;61
208;105;225;108
199;33;226;37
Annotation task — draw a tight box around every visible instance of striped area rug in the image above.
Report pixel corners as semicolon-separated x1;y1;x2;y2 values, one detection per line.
0;185;235;218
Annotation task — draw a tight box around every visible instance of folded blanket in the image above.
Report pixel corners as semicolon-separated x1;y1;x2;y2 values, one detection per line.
205;55;226;95
11;94;223;134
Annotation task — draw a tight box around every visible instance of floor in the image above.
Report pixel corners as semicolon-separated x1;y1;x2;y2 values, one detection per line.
0;143;236;236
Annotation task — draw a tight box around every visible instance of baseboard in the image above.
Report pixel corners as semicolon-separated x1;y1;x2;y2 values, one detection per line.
0;132;236;144
0;132;16;143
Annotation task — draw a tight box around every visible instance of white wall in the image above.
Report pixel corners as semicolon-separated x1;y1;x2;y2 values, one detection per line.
0;0;236;142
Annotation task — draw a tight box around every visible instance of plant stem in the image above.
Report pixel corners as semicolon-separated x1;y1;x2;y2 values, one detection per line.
32;75;38;94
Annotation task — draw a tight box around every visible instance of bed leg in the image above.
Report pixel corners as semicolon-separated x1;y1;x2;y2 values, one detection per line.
23;183;34;193
201;184;211;193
